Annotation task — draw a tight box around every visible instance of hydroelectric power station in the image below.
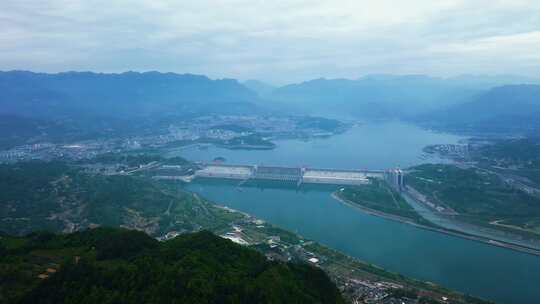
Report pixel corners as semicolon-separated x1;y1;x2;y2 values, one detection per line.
192;163;386;186
153;163;407;188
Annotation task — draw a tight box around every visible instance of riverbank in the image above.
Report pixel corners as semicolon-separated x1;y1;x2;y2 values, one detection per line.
209;201;493;304
332;191;540;257
178;122;540;303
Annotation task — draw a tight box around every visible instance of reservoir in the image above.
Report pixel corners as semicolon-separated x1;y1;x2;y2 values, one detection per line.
168;121;456;169
172;122;540;304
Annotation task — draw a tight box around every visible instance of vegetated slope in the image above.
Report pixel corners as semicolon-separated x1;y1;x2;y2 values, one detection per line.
418;85;540;134
471;138;540;184
0;227;344;304
337;178;428;225
407;164;540;237
0;160;236;236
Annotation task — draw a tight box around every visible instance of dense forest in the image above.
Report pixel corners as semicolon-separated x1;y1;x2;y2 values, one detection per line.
0;227;344;304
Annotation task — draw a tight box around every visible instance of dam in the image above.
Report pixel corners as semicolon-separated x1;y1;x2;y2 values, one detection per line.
192;163;385;186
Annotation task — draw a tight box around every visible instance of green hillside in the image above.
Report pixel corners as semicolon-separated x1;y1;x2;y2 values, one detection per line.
0;227;344;304
0;161;238;236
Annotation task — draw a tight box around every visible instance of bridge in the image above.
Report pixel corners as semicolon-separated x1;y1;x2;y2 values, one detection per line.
192;163;387;186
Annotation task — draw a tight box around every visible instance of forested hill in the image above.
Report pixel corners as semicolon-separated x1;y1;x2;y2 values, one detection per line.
0;227;344;304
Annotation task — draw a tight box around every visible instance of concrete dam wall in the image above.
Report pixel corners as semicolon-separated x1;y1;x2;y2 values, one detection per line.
194;164;384;186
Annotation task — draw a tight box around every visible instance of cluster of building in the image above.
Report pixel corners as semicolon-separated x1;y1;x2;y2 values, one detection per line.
0;137;155;164
0;114;347;165
167;125;251;142
424;143;470;159
0;142;104;163
188;115;297;135
0;118;246;163
340;278;407;304
0;143;52;162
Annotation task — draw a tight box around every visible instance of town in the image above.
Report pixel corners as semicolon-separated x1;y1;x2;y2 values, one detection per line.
0;115;348;164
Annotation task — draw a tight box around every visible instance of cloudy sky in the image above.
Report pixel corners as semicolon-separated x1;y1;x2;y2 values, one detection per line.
1;0;539;83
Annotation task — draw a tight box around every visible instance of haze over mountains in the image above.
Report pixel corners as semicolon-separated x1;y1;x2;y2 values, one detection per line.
419;84;540;134
264;75;540;119
0;71;261;147
0;71;258;119
247;74;540;134
1;70;539;148
242;80;276;98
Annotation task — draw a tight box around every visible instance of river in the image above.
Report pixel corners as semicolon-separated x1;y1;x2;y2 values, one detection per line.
169;121;540;304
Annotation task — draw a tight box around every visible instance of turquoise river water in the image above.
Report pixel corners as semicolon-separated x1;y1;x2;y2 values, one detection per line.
169;122;540;304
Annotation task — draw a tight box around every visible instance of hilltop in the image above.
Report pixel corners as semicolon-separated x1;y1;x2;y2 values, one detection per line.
0;227;344;304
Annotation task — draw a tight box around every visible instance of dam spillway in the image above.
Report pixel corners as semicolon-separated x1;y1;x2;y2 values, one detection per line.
193;164;384;186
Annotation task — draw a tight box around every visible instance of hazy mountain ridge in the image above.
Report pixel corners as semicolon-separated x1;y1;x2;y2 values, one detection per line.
242;79;276;97
2;71;539;145
266;74;539;119
418;84;540;134
0;70;260;119
0;71;257;118
0;71;264;147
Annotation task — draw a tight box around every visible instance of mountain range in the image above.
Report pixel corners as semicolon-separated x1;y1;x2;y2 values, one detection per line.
0;71;263;147
264;74;540;119
0;71;259;119
417;84;540;134
1;70;539;147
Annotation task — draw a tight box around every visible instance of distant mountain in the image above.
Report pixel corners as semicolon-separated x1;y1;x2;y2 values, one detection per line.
0;70;259;120
418;85;540;134
242;79;276;97
267;75;539;119
1;228;344;304
0;71;263;146
448;74;540;87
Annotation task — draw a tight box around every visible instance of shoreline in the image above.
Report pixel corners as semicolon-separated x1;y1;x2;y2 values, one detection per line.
331;192;540;257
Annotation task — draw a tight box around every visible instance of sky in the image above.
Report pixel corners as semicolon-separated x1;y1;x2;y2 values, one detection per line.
1;0;540;84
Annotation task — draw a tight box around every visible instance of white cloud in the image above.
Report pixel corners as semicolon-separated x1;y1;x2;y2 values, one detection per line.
0;0;539;82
